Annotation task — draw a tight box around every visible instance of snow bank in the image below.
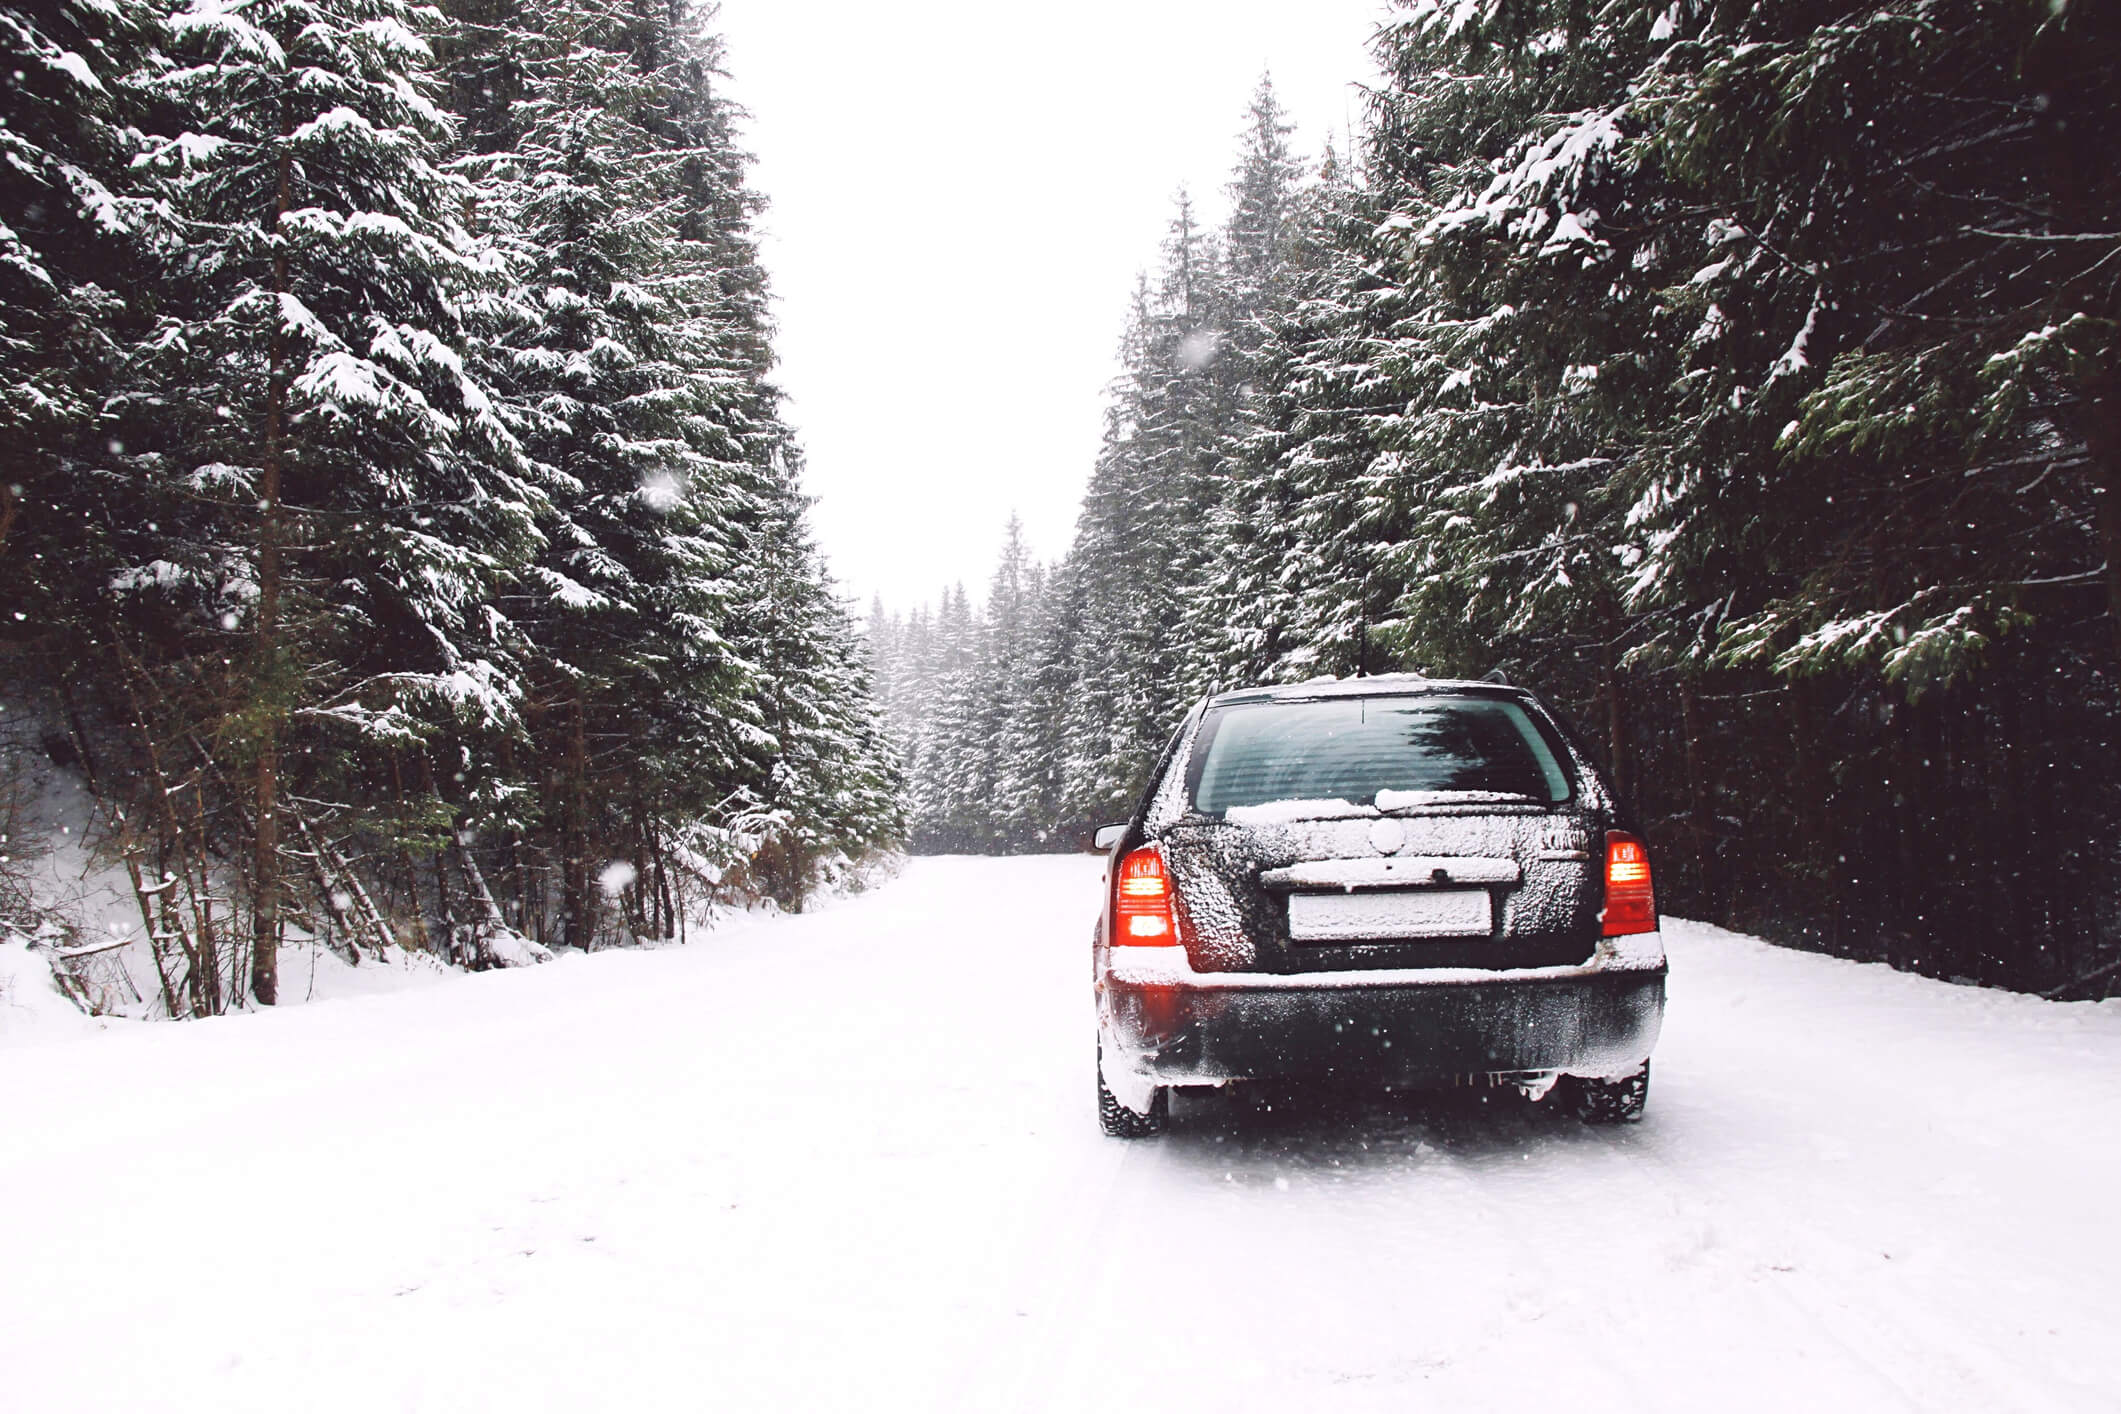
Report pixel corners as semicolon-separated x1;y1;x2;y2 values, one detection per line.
0;935;109;1046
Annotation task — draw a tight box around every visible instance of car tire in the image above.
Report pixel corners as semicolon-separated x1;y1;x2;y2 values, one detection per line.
1098;1046;1169;1138
1565;1060;1650;1124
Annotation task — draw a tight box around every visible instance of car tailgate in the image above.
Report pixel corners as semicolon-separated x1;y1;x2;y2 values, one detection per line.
1159;806;1602;974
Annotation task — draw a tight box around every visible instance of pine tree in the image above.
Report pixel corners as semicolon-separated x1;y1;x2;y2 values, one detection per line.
1360;4;1648;669
734;481;904;898
1184;81;1328;690
1005;552;1089;840
139;0;544;1000
959;517;1031;845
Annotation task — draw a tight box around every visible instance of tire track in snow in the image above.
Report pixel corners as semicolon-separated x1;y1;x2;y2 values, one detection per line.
943;1117;1139;1411
1615;1111;2075;1413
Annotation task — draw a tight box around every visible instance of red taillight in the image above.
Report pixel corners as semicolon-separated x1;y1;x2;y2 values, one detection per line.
1602;831;1657;937
1114;845;1181;946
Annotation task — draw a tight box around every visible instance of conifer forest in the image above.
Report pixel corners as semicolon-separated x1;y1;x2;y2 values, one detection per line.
2;0;903;1009
869;0;2121;996
3;0;2119;1008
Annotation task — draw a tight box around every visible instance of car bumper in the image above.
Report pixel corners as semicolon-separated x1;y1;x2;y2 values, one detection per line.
1097;937;1666;1087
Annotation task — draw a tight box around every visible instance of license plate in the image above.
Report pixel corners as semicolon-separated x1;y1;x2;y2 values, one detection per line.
1287;889;1492;942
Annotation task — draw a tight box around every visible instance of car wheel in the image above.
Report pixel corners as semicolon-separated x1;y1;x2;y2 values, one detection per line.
1565;1060;1650;1124
1098;1045;1169;1138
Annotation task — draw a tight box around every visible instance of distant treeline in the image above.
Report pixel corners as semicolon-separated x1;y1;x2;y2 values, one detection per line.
873;1;2121;996
0;0;902;1011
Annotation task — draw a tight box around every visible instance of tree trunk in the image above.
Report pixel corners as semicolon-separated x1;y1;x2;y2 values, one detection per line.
250;645;280;1002
563;689;591;950
498;732;529;932
295;809;392;961
650;821;673;942
432;846;461;965
388;752;431;953
629;791;653;939
118;843;184;1020
184;780;222;1014
116;659;215;1014
457;835;512;965
251;146;294;1007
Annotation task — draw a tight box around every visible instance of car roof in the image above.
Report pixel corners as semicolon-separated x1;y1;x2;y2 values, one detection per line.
1203;673;1531;708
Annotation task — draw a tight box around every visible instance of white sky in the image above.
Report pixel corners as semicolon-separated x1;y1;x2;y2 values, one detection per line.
710;0;1391;613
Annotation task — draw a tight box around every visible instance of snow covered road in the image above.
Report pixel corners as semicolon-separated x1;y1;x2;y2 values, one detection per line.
5;855;2120;1412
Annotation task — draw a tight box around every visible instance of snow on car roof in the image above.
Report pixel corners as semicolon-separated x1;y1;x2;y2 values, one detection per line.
1204;673;1522;706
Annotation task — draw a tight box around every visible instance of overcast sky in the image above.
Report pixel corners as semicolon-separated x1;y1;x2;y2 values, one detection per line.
710;0;1391;613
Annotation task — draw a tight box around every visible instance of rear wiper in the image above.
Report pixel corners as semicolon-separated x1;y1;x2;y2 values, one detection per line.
1220;798;1376;825
1373;788;1543;813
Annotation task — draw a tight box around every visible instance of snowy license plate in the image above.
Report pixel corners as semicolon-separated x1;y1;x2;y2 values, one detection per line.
1287;889;1492;942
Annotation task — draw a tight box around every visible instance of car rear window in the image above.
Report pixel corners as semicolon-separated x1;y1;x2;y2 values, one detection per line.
1187;694;1573;814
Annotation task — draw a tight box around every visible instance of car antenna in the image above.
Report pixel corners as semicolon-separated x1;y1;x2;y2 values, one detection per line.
1356;599;1368;678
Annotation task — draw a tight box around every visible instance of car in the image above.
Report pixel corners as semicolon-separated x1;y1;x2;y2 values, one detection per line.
1092;673;1667;1136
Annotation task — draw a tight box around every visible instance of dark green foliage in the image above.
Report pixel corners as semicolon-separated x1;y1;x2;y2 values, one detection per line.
0;0;163;656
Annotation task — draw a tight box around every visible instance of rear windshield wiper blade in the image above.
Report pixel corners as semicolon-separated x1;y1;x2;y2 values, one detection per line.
1373;788;1544;812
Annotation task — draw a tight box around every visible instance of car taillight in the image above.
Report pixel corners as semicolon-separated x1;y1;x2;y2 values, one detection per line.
1602;831;1657;937
1114;845;1181;946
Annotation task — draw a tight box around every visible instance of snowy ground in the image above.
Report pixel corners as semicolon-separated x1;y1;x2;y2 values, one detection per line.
4;856;2119;1412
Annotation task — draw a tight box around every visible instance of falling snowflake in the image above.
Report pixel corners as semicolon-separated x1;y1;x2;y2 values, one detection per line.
1179;330;1221;371
640;471;684;513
